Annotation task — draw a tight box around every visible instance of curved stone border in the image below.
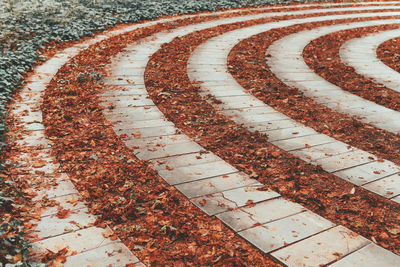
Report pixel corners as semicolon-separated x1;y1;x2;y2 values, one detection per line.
267;19;400;134
340;28;400;93
188;17;400;202
101;6;400;266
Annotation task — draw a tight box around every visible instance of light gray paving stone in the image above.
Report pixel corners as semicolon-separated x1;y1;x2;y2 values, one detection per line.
35;208;97;239
34;179;80;201
271;134;335;151
117;125;177;139
158;160;238;185
217;95;265;109
245;119;300;132
175;172;258;197
239;211;335;253
192;185;280;216
104;95;154;108
133;141;202;160
32;227;117;254
112;118;174;129
24;122;45;131
216;208;258;232
229;112;289;124
362;173;400;198
64;242;141;267
223;106;280;116
334;160;400;186
271;226;371;266
330;242;400;267
221;185;280;207
40;194;86;217
192;193;237;216
150;152;222;170
314;149;376;172
129;134;191;147
264;126;317;142
217;198;306;232
340;28;400;94
291;141;355;162
105;106;163;122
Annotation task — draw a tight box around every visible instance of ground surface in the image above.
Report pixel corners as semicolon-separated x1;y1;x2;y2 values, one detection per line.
3;1;400;266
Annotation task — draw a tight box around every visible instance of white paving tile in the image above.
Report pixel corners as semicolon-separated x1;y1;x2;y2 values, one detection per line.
175;172;258;197
362;173;400;198
271;226;370;266
64;242;141;267
239;211;334;253
35;208;97;239
330;242;400;267
340;28;400;94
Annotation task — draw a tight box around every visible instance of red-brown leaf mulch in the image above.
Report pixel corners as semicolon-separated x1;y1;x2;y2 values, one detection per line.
377;36;400;73
144;15;400;254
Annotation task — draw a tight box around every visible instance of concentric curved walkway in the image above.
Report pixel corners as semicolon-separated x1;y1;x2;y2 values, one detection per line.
10;1;400;265
340;28;400;92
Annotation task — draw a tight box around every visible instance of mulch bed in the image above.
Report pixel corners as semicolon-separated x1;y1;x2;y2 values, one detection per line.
144;14;400;254
377;36;400;73
304;24;400;112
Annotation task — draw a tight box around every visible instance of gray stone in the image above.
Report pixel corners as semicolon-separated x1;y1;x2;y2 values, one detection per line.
330;243;400;267
175;172;258;197
362;173;400;198
271;226;370;266
159;160;238;185
239;211;334;253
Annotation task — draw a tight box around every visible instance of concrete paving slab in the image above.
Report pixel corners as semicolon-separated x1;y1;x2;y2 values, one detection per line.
150;152;222;169
133;141;202;160
65;242;142;267
221;185;280;207
40;193;86;217
175;172;258;197
330;242;400;267
33;227;117;254
291;141;354;162
334;160;400;186
117;125;177;139
362;173;400;198
158;160;238;185
239;211;334;253
313;149;376;172
35;208;97;239
271;225;370;266
271;134;335;151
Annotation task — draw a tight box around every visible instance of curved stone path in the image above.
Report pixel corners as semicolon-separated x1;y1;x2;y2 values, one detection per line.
267;20;400;134
188;17;400;203
340;28;400;93
9;1;400;266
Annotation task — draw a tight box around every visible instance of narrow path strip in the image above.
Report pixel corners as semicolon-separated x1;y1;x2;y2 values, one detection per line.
187;17;400;202
267;19;400;133
340;28;400;93
103;22;400;267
